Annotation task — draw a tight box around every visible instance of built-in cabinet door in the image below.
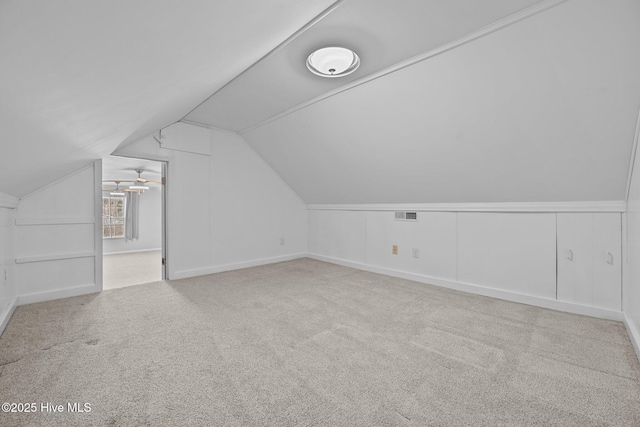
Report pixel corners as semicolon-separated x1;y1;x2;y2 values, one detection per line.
556;214;592;304
458;213;556;299
592;213;622;309
556;213;621;311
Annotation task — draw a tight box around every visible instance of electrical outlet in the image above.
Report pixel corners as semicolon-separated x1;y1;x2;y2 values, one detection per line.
279;237;285;245
412;248;420;258
392;245;398;255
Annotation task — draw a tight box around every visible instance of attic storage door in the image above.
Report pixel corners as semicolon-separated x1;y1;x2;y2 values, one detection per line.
592;213;622;310
556;213;621;311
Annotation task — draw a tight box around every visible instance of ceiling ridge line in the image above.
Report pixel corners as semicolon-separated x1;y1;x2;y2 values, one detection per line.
179;119;238;135
179;0;345;123
238;0;570;135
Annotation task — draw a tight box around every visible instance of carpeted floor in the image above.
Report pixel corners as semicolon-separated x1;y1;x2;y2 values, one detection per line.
1;258;639;426
103;250;162;290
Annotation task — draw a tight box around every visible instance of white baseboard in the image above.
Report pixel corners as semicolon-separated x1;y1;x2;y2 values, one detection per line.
18;283;100;306
307;253;624;322
103;248;162;255
172;253;307;280
623;314;640;363
0;297;18;337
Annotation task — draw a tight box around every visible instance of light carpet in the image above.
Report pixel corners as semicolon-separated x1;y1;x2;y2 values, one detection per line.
1;258;639;426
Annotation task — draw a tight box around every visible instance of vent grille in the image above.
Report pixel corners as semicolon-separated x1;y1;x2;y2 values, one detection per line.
394;211;418;221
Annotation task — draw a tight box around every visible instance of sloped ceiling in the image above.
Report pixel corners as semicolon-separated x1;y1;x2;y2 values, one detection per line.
0;0;336;197
184;0;546;132
3;0;640;205
235;0;640;203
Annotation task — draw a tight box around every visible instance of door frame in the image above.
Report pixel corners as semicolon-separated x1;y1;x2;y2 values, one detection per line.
161;161;168;280
102;155;169;282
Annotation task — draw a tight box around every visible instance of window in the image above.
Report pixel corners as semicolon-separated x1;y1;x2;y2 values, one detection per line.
102;196;126;238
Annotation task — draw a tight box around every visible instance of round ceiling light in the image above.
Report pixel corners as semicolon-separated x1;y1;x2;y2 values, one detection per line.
306;47;360;78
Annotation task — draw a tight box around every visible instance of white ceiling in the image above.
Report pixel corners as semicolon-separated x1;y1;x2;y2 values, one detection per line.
184;0;546;131
2;0;639;205
0;0;336;197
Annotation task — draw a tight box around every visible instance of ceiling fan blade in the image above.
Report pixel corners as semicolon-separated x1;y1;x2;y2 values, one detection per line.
146;181;162;185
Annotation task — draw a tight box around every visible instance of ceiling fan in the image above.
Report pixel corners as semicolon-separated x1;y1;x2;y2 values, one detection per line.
102;170;161;195
102;181;143;196
132;169;161;185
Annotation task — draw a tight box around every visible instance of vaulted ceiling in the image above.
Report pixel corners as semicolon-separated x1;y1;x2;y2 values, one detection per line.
2;0;640;203
183;0;546;132
0;0;335;197
238;0;640;203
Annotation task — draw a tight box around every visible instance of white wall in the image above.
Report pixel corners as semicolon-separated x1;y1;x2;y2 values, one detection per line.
366;211;458;280
309;207;623;320
113;122;307;279
103;185;162;254
0;200;17;336
14;162;102;304
624;121;640;360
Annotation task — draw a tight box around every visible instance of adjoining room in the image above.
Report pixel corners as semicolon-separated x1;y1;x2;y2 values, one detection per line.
101;156;164;290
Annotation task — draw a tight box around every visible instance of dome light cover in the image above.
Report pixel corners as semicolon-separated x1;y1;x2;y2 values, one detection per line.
306;47;360;78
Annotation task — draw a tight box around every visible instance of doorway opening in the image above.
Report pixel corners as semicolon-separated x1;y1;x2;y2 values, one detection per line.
101;155;166;289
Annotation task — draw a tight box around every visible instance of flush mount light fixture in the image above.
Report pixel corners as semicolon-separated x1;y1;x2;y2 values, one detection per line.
306;46;360;78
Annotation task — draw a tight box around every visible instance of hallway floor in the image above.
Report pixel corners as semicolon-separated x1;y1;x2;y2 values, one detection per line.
103;250;162;289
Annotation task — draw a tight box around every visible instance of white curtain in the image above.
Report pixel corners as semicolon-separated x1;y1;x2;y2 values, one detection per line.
125;192;140;241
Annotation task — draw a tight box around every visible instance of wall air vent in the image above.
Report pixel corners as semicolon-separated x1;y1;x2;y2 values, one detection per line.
394;212;418;221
